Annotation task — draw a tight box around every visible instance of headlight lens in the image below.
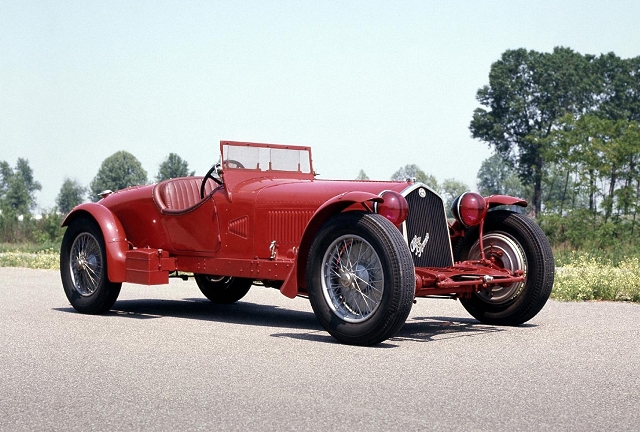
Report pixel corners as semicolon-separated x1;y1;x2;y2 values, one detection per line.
451;192;487;227
376;190;409;226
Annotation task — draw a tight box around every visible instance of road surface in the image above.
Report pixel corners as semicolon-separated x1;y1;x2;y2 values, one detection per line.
1;267;638;431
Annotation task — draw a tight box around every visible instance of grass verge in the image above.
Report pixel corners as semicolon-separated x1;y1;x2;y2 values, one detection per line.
551;253;640;302
0;243;60;270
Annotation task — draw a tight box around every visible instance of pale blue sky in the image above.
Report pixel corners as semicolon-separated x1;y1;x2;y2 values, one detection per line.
1;1;639;210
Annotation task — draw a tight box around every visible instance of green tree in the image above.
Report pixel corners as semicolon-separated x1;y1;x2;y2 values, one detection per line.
0;161;11;200
56;178;87;214
391;164;439;190
470;47;597;216
440;178;469;210
596;53;640;122
0;158;42;216
476;154;528;199
355;169;369;180
155;153;195;182
89;151;147;201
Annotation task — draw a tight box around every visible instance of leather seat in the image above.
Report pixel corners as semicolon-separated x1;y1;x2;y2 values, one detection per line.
153;177;216;214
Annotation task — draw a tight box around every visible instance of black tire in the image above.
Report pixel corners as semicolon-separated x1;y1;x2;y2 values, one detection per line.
60;217;122;314
306;212;415;345
194;275;252;304
455;210;554;325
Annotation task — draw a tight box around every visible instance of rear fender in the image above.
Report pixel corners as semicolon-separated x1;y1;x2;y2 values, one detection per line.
485;194;528;209
280;191;383;298
62;203;129;282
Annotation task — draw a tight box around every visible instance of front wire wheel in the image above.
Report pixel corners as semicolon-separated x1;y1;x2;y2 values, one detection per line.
321;234;384;323
455;210;554;325
307;212;415;345
60;218;122;314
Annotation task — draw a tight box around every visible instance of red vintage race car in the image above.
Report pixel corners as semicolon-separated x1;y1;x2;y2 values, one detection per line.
60;141;554;345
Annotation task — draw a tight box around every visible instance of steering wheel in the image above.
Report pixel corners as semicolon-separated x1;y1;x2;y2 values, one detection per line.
225;159;245;169
200;160;246;198
200;164;223;199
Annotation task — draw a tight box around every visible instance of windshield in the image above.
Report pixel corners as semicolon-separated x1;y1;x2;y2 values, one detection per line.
222;142;312;174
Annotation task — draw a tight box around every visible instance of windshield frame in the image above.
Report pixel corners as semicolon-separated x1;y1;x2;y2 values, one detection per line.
220;141;314;176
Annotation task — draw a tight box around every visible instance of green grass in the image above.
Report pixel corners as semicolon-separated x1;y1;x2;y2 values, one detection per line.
551;252;640;302
0;243;60;270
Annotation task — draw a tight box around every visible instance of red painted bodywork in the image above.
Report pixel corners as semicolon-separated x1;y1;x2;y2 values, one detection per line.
63;141;527;299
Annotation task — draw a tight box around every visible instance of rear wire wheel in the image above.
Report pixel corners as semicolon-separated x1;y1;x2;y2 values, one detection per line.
194;275;252;304
455;210;554;325
60;217;122;314
306;212;415;345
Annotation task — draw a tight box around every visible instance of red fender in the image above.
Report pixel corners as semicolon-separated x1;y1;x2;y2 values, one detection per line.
62;203;129;282
279;191;383;299
485;194;528;209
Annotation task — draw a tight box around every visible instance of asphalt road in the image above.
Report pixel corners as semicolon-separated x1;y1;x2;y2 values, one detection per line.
1;267;639;432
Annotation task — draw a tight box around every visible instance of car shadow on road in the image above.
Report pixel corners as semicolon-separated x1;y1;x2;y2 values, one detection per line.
56;297;323;331
269;316;507;347
55;300;523;346
392;315;506;343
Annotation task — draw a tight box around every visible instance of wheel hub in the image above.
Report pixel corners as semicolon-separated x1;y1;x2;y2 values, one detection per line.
76;255;88;271
75;253;96;272
339;271;355;288
339;264;370;290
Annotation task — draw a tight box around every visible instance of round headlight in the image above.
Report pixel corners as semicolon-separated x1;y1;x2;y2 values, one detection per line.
451;192;487;227
376;190;409;226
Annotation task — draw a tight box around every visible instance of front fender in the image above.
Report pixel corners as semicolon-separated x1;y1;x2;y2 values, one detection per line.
62;203;129;282
279;191;383;298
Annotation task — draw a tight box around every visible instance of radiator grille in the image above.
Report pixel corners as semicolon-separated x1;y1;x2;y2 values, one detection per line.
402;184;453;268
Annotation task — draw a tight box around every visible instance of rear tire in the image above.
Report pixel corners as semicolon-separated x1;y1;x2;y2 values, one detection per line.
60;217;122;314
455;210;554;325
306;212;415;345
194;275;252;304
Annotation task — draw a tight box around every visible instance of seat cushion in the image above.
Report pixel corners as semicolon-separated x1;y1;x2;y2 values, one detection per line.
153;177;215;214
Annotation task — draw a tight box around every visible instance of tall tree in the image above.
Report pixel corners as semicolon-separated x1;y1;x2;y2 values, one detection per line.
0;158;42;215
56;178;87;214
90;151;147;201
470;47;597;216
155;153;195;182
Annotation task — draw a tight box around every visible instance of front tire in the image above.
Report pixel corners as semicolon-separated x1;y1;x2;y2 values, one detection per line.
60;217;122;314
194;275;252;304
455;210;554;325
306;212;415;345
